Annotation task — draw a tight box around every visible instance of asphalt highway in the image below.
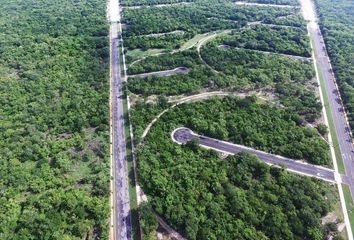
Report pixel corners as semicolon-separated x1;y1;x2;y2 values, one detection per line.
111;21;132;240
309;23;354;198
173;128;341;183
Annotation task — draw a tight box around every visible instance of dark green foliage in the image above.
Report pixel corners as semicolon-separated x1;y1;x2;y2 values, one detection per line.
315;0;354;131
317;123;329;136
137;104;334;238
275;83;322;121
131;98;171;142
125;32;192;50
134;97;330;164
0;0;109;239
218;25;311;57
122;0;193;7
127;49;201;74
122;0;299;50
264;13;306;28
139;202;159;236
201;43;314;85
246;0;299;5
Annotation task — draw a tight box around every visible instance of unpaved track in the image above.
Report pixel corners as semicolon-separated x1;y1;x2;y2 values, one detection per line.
128;67;189;78
122;1;191;9
234;1;296;8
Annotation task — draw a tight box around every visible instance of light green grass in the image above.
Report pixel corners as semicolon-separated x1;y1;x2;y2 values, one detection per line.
126;48;165;62
179;30;232;51
310;30;351;238
179;33;210;51
342;184;354;234
330;186;349;240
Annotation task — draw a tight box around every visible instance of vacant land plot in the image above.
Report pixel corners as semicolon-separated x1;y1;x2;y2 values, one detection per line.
135;97;339;239
121;0;345;239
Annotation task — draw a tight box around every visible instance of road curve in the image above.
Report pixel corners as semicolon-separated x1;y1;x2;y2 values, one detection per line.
172;127;344;183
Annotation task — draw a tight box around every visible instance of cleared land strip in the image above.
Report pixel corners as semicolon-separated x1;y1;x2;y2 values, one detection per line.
140;91;243;140
140;91;277;141
234;1;296;8
128;30;185;38
128;67;189;78
172;127;342;183
122;2;191;9
218;45;312;61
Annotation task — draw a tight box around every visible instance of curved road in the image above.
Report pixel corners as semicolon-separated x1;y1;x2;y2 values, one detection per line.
172;127;346;183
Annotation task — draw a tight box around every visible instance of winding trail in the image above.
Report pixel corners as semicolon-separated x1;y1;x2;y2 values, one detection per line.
128;67;189;78
141;91;269;140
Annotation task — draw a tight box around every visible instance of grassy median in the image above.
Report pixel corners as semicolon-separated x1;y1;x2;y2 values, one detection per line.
342;184;354;233
310;36;345;174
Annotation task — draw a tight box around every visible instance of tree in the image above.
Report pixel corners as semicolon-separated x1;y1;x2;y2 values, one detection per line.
139;202;158;237
316;123;328;136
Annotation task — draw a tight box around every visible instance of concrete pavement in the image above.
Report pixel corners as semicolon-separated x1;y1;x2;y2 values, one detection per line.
172;127;345;183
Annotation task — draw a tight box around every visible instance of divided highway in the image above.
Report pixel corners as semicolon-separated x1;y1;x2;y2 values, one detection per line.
309;23;354;198
110;15;132;240
172;127;344;183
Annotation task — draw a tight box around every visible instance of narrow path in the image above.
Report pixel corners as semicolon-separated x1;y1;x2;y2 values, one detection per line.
122;1;191;10
140;91;269;140
127;20;301;68
127;30;184;38
234;1;296;8
128;67;189;78
172;128;340;183
158;216;186;240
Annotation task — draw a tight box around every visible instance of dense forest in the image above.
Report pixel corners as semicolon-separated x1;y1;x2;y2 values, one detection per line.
217;25;311;57
121;0;193;7
315;0;354;131
124;31;192;50
135;97;338;239
134;97;329;164
127;38;321;121
121;0;300;46
120;0;347;239
245;0;298;5
0;0;109;239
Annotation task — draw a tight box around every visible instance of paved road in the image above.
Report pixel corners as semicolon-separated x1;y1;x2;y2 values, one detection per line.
111;20;132;240
309;23;354;198
172;128;343;183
